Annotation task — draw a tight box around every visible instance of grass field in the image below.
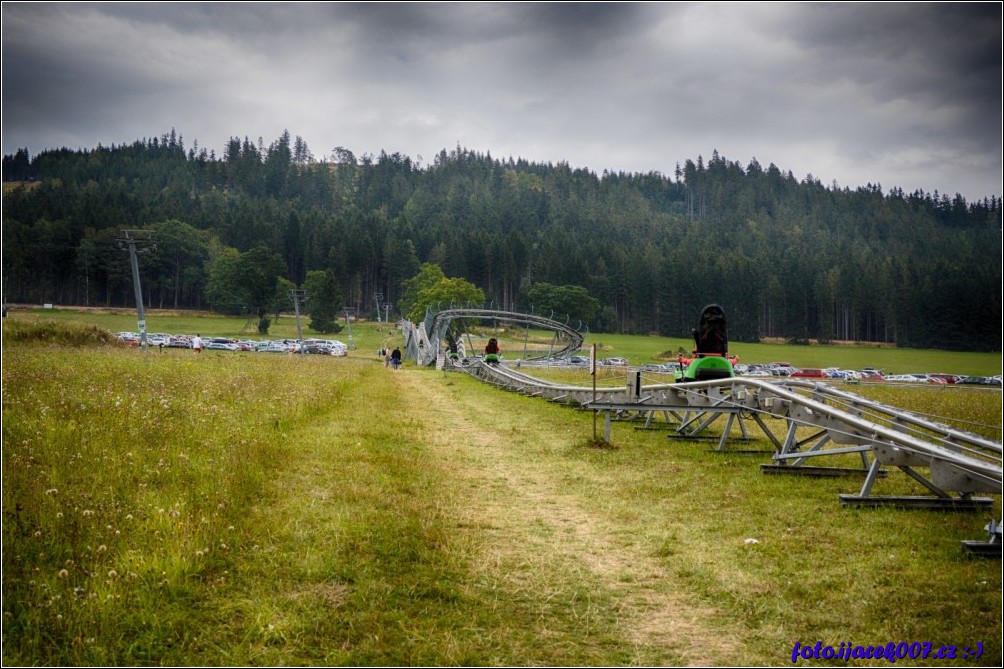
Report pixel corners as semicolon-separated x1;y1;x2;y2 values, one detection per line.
2;312;1002;665
582;332;1002;378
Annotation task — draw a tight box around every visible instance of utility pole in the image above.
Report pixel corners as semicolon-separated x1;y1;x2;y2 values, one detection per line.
119;230;155;348
382;302;391;325
343;307;355;349
373;292;383;322
290;289;306;352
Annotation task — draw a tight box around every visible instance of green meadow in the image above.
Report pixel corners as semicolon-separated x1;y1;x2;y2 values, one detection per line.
583;332;1001;378
2;311;1001;666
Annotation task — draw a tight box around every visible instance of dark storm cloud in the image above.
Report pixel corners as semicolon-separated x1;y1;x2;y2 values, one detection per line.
778;3;1000;122
2;4;169;147
751;3;1002;191
1;2;1000;200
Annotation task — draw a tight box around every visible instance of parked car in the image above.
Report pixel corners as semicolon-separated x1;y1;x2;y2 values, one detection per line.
165;335;191;348
927;373;960;384
206;338;239;351
116;332;140;345
791;368;826;379
257;335;293;351
303;339;348;356
958;376;1003;386
885;374;926;383
301;340;348;356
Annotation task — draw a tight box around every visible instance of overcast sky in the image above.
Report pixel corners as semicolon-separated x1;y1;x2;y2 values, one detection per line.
2;2;1001;201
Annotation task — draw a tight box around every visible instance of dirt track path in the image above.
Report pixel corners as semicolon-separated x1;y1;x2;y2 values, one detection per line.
393;369;739;665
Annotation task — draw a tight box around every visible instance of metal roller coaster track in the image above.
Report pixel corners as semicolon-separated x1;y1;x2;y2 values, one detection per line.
450;357;1002;554
404;307;585;367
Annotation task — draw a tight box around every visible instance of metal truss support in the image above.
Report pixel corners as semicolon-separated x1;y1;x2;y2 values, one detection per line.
838;443;997;511
450;358;1003;548
963;518;1002;557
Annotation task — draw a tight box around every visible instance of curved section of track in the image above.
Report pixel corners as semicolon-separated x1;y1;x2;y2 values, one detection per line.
411;307;585;367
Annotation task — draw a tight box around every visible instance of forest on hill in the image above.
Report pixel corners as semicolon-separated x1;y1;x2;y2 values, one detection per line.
2;130;1001;351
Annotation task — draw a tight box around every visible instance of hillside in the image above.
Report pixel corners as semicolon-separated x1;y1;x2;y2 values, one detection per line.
2;135;1001;350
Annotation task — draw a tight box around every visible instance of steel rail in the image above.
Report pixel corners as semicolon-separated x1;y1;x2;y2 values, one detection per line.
454;361;1002;485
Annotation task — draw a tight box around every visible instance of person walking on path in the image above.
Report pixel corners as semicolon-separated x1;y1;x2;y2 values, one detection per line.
391;347;402;369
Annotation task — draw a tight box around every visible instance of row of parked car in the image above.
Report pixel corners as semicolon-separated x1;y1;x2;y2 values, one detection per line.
881;373;1001;386
521;358;1000;386
116;332;348;356
737;363;1000;386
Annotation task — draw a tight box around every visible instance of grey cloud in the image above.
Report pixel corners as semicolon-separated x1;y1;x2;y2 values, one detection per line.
1;2;999;200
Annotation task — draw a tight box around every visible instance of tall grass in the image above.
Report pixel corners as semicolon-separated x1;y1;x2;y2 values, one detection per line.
2;319;121;346
3;342;347;664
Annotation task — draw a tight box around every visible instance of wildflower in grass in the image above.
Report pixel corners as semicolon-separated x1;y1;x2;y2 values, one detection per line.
57;569;69;579
97;545;107;553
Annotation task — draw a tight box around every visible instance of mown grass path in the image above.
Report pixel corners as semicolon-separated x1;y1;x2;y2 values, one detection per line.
390;368;739;665
227;362;737;665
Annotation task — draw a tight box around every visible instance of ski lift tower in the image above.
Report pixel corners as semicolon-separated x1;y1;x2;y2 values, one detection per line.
290;289;306;351
118;230;155;348
343;307;356;349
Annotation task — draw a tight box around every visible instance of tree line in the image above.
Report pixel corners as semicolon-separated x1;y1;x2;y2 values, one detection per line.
2;130;1001;350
